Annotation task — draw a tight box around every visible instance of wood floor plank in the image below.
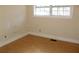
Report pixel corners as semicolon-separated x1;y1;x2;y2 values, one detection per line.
0;34;79;53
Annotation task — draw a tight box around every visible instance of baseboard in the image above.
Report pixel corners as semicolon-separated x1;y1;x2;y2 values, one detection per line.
0;31;79;47
0;32;29;47
29;32;79;44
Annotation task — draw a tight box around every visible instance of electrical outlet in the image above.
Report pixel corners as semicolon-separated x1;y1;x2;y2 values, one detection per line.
4;35;7;38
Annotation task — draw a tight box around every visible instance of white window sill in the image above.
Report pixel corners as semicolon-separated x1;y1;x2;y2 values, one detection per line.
32;15;72;19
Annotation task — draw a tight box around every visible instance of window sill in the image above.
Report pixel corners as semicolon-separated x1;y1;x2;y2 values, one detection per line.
32;15;72;19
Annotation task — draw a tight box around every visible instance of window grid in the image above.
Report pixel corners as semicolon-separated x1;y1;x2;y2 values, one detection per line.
34;5;71;16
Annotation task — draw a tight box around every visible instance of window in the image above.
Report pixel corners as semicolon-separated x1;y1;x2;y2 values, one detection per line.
34;5;71;16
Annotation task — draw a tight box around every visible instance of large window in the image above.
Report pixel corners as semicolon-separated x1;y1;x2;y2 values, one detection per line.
34;5;71;16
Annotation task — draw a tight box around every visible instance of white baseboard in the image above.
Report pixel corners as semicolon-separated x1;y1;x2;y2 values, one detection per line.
0;32;29;47
29;32;79;44
0;31;79;47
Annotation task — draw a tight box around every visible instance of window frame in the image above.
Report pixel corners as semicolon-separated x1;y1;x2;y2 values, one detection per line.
33;5;73;18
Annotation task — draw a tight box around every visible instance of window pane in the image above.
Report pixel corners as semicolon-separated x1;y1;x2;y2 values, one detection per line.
52;10;58;15
64;7;70;11
63;7;70;16
63;11;70;16
58;7;63;11
52;7;57;11
52;7;58;15
34;5;71;16
34;8;50;16
58;10;64;16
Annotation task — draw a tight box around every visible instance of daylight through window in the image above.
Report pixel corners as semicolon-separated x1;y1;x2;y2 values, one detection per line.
34;5;71;16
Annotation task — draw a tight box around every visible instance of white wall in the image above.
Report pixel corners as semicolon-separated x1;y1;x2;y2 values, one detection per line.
27;5;79;43
0;5;28;46
74;6;79;40
0;5;79;47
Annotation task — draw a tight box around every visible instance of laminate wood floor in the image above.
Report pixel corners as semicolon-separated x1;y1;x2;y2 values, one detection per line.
0;34;79;53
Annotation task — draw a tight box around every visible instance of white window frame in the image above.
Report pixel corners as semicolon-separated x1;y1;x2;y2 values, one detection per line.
34;5;50;16
33;5;73;18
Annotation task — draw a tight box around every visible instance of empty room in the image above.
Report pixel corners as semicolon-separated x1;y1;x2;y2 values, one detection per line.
0;5;79;53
